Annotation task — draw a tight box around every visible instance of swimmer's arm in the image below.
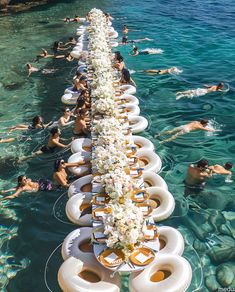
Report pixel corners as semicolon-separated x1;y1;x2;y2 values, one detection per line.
0;187;17;194
58;46;71;51
44;121;54;128
1;188;22;200
52;139;69;148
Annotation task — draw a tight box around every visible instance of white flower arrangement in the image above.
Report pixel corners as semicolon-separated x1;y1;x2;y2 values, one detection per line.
104;201;144;250
92;98;118;116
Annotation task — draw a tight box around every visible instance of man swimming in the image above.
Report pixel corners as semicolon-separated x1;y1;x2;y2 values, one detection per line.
184;159;212;196
209;162;233;175
176;83;225;100
156;119;218;143
141;67;183;75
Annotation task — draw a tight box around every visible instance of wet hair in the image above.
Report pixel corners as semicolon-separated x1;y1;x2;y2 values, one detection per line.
122;68;131;83
50;126;60;136
76;95;86;108
63;107;70;113
114;51;121;56
26;63;31;68
32;115;43;127
197;159;209;168
17;175;25;188
54;159;64;171
79;76;87;82
77;108;87;117
122;36;128;43
133;46;138;52
117;55;124;62
217;82;224;89
224;162;233;170
69;37;74;41
200;119;209;126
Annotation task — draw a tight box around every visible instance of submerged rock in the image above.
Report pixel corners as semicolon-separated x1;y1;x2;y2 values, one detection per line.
205;275;221;291
216;265;234;287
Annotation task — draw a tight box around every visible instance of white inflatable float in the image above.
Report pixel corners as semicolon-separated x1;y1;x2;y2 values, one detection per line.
129;254;192;292
118;85;136;95
158;226;185;256
132;136;154;151
61;227;93;261
110;41;119;47
68;152;91;176
71;138;92;154
117;94;139;105
136;150;162;173
61;93;78;105
68;174;102;197
66;193;92;226
146;187;175;222
129;116;148;134
119;104;140;116
109;30;118;39
141;171;168;190
58;257;121;292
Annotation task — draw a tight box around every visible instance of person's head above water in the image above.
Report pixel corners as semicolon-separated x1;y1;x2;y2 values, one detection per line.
32;115;43;126
133;46;138;52
216;82;224;90
196;159;209;169
54;159;65;171
17;175;27;187
224;162;233;170
200;119;209;127
50;126;60;136
26;63;32;69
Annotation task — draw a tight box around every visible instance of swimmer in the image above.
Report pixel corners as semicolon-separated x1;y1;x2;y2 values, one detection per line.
120;68;136;87
122;35;128;45
73;108;90;137
184;159;212;197
9;115;52;132
53;158;91;188
0;136;32;144
58;108;75;127
156;119;218;143
35;49;54;61
130;46;163;56
142;67;183;75
0;137;17;143
123;25;129;34
52;41;70;55
209;162;233;175
0;175;54;200
26;63;40;76
73;75;88;92
64;37;77;46
176;82;225;100
113;55;125;71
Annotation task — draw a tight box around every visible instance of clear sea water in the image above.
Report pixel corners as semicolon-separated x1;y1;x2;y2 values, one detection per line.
0;0;235;291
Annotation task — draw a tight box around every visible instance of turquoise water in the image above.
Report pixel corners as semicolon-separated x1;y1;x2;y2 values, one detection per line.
0;0;235;291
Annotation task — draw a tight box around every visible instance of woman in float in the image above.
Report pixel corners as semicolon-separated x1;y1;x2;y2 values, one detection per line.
8;115;52;132
0;175;54;200
53;159;90;188
73;109;90;137
73;75;88;92
176;82;225;100
120;68;136;87
58;108;75;127
156;119;218;143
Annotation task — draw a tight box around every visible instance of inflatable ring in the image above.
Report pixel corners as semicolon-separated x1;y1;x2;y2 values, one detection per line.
132;136;154;151
129;116;148;134
119;85;136;95
146;187;175;222
61;227;93;261
108;27;115;33
129;254;192;292
141;171;168;190
67;152;91;176
110;41;119;47
116;94;139;106
71;50;82;59
119;104;140;116
136;150;162;173
61;93;78;105
77;64;87;74
157;226;184;256
109;30;118;39
71;138;92;154
66;193;92;226
68;175;103;197
58;257;121;292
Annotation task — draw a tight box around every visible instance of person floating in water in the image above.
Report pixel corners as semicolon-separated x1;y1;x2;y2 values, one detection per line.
123;25;129;34
156;119;218;143
35;49;54;62
26;64;58;76
184;159;213;197
0;175;54;200
8;115;52;132
176;82;225;100
130;46;163;56
209;162;233;175
141;67;183;75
